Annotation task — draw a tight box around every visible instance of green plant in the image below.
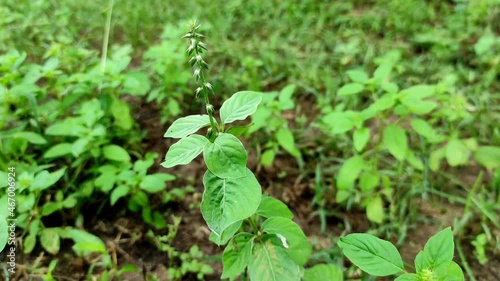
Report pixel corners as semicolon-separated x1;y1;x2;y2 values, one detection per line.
338;227;465;280
162;21;342;281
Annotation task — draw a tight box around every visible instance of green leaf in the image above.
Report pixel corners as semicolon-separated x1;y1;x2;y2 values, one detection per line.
383;125;407;161
257;196;293;219
434;261;464;281
430;147;445;172
203;133;247;178
43;143;73;159
278;85;295;110
338;233;405;276
261;149;276;166
40;228;60;255
411;119;443;143
394;273;419;281
220;91;263;124
164;115;210;138
407;100;438;115
445;140;470;167
162;134;208;168
222;233;254;279
110;98;133;130
346;69;369;84
422;227;454;270
23;233;37;253
406;150;424;170
338;83;364;96
123;71;151;96
261;217;312;266
41;202;63;216
474;146;500;169
359;172;379;192
399;84;435;100
353;127;370;152
322;111;356;135
111;185;130;206
209;220;243;246
72;138;89;157
0;215;7;252
336;155;365;191
139;174;169;193
31;168;66;191
226;124;253;137
13;132;47;144
102;145;131;162
366;196;385;223
276;127;301;158
303;264;343;281
248;235;301;281
201;168;261;236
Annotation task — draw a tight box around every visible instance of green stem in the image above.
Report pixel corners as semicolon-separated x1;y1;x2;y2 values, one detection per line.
247;216;259;235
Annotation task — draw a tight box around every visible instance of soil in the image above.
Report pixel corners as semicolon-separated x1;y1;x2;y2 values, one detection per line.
2;98;499;281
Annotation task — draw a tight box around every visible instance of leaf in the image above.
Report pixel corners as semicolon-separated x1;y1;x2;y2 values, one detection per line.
24;233;37;253
394;273;420;281
43;143;73;159
434;261;464;281
220;91;263;124
41;202;63;216
422;227;454;270
337;83;364;96
40;228;60;255
111;185;130;206
162;134;208;168
303;264;343;281
203;133;247;178
110;98;133;130
0;215;7;252
248;235;301;281
201;168;261;236
411;118;443;143
278;85;295;110
72;138;89;157
336;155;365;191
164;115;210;138
102;145;131;162
474;146;500;169
261;217;312;266
226;124;253;137
359;172;379;192
346;69;369;84
383;125;407;161
338;233;405;276
429;147;445;172
257;196;293;219
445;140;470;167
222;233;254;279
122;71;151;96
322;112;356;135
366;196;385;224
261;149;276;166
353;127;370;152
399;84;435;101
209;220;243;246
13;132;47;144
276;127;301;158
31;168;66;191
139;174;169;193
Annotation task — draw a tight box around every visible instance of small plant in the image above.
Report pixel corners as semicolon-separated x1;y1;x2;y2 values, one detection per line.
338;227;465;280
161;21;341;280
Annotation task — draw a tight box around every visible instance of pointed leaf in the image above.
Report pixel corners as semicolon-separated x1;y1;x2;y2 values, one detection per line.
474;146;500;169
445;140;470;167
102;145;131;162
40;228;60;255
164;115;210;138
422;227;454;270
203;133;247;178
338;233;405;276
336;155;365;191
276;127;301;158
353;127;370;152
338;83;364;96
201;169;261;236
248;235;300;281
220;91;263;124
162;134;208;168
383;125;407;161
366;196;385;223
222;233;254;279
257;196;293;219
303;264;343;281
395;273;419;281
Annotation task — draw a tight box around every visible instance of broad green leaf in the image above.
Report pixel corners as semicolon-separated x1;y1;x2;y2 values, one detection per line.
45;118;86;137
102;145;131;162
123;71;151;96
41;202;63;216
322;112;356;135
336;155;365;191
399;84;435;101
110;98;133;130
220;91;263;124
261;217;312;266
383;125;407;161
422;227;454;270
257;196;293;219
203;133;247;178
346;69;369;84
13;132;47;144
111;185;130;206
411;119;443;143
474;146;500;169
359;172;379;192
0;215;7;252
248;235;301;281
353;127;370;152
406;150;424;170
201;169;261;236
162;134;208;168
164;115;210;138
139;174;170;193
226;124;253;137
209;220;243;246
407;100;438;115
430;147;445;172
72;138;89;157
369;94;396;112
23;233;37;253
31;168;66;191
40;228;60;255
43;143;73;159
261;149;276;166
303;264;343;281
222;233;254;279
73;242;107;255
278;85;295;110
394;273;419;281
338;233;404;276
338;83;364;96
366;196;385;223
445;140;470;167
434;261;464;281
276;127;301;158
